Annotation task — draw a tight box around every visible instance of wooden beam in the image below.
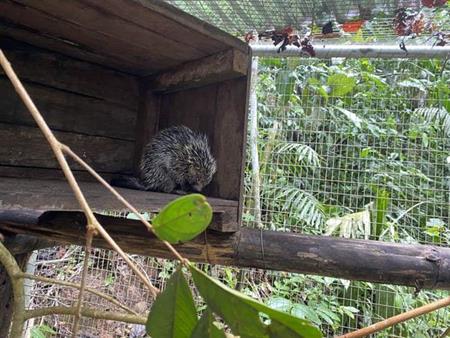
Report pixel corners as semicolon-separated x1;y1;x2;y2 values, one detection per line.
150;49;248;93
1;208;450;290
0;178;239;232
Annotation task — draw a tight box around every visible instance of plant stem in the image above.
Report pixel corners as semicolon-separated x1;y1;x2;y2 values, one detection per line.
71;231;93;338
0;241;26;337
337;296;450;338
24;306;146;325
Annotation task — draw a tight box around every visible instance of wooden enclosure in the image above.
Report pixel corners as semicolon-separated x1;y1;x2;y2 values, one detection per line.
0;0;251;232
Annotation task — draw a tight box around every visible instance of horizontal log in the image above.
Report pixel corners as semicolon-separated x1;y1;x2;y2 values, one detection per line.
150;49;248;93
1;208;450;290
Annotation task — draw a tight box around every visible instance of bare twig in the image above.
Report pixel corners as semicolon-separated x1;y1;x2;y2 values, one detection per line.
337;296;450;338
19;273;138;315
71;231;94;338
0;49;160;334
24;306;146;325
61;145;187;264
0;241;26;337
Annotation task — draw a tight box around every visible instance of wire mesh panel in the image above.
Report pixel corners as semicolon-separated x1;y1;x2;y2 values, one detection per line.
19;2;450;337
165;0;449;45
24;54;450;337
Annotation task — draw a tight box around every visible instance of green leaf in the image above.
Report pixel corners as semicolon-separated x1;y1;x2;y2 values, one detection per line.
31;325;56;338
191;308;227;338
152;194;212;243
189;264;322;338
147;268;198;338
327;74;356;97
275;70;295;105
373;189;390;238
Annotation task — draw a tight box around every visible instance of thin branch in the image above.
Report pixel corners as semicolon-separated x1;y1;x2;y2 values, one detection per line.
24;306;146;325
61;144;187;264
71;231;94;338
19;273;138;315
0;241;26;337
337;296;450;338
0;49;159;298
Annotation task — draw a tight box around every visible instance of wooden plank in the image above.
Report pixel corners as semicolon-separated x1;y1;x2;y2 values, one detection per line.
12;0;207;67
0;38;140;108
0;166;115;183
133;82;160;174
0;0;173;73
211;78;248;201
0;123;134;173
0;20;141;74
150;49;248;93
2;208;450;290
0;77;137;140
82;0;228;54
132;0;249;53
0;178;239;231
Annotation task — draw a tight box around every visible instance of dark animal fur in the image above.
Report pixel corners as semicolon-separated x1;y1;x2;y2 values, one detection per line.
111;125;216;194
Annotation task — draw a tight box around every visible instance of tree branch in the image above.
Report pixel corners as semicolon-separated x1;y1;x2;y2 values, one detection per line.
337;296;450;338
24;306;146;325
0;49;159;299
0;241;25;337
71;231;94;338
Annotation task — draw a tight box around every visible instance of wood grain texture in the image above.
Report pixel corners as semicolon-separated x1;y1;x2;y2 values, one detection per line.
130;0;249;53
0;0;248;75
0;178;239;232
150;49;248;93
10;0;204;65
0;20;141;74
0;38;139;108
0;76;136;140
0;0;166;72
159;77;248;203
133;82;161;174
1;208;450;290
82;0;226;54
0;166;115;182
0;124;134;173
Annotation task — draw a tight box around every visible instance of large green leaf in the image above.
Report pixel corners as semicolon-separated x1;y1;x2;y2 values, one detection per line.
191;308;227;338
152;194;212;243
327;73;356;97
147;268;198;338
189;265;322;338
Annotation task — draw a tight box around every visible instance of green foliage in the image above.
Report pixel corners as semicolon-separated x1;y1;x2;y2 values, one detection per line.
146;268;198;338
152;194;212;243
327;74;356;97
30;325;56;338
191;309;227;338
189;265;322;338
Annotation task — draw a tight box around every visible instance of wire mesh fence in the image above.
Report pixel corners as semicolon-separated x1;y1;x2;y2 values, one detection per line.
23;54;450;337
165;0;449;45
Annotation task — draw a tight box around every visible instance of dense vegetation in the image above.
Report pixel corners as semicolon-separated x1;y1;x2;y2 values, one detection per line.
239;55;449;337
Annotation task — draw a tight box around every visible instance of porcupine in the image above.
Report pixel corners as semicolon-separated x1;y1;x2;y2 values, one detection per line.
111;125;216;194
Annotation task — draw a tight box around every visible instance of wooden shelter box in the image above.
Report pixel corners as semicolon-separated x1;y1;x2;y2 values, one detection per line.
0;0;250;233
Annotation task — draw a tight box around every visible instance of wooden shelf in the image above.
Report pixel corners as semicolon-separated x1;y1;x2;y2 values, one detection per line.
0;177;239;232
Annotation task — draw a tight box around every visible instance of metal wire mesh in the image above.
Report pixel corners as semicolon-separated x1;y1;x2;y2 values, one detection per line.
23;55;450;337
18;2;450;336
165;0;449;44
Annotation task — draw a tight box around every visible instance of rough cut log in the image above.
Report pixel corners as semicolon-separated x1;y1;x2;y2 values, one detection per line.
150;49;248;93
1;209;450;290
